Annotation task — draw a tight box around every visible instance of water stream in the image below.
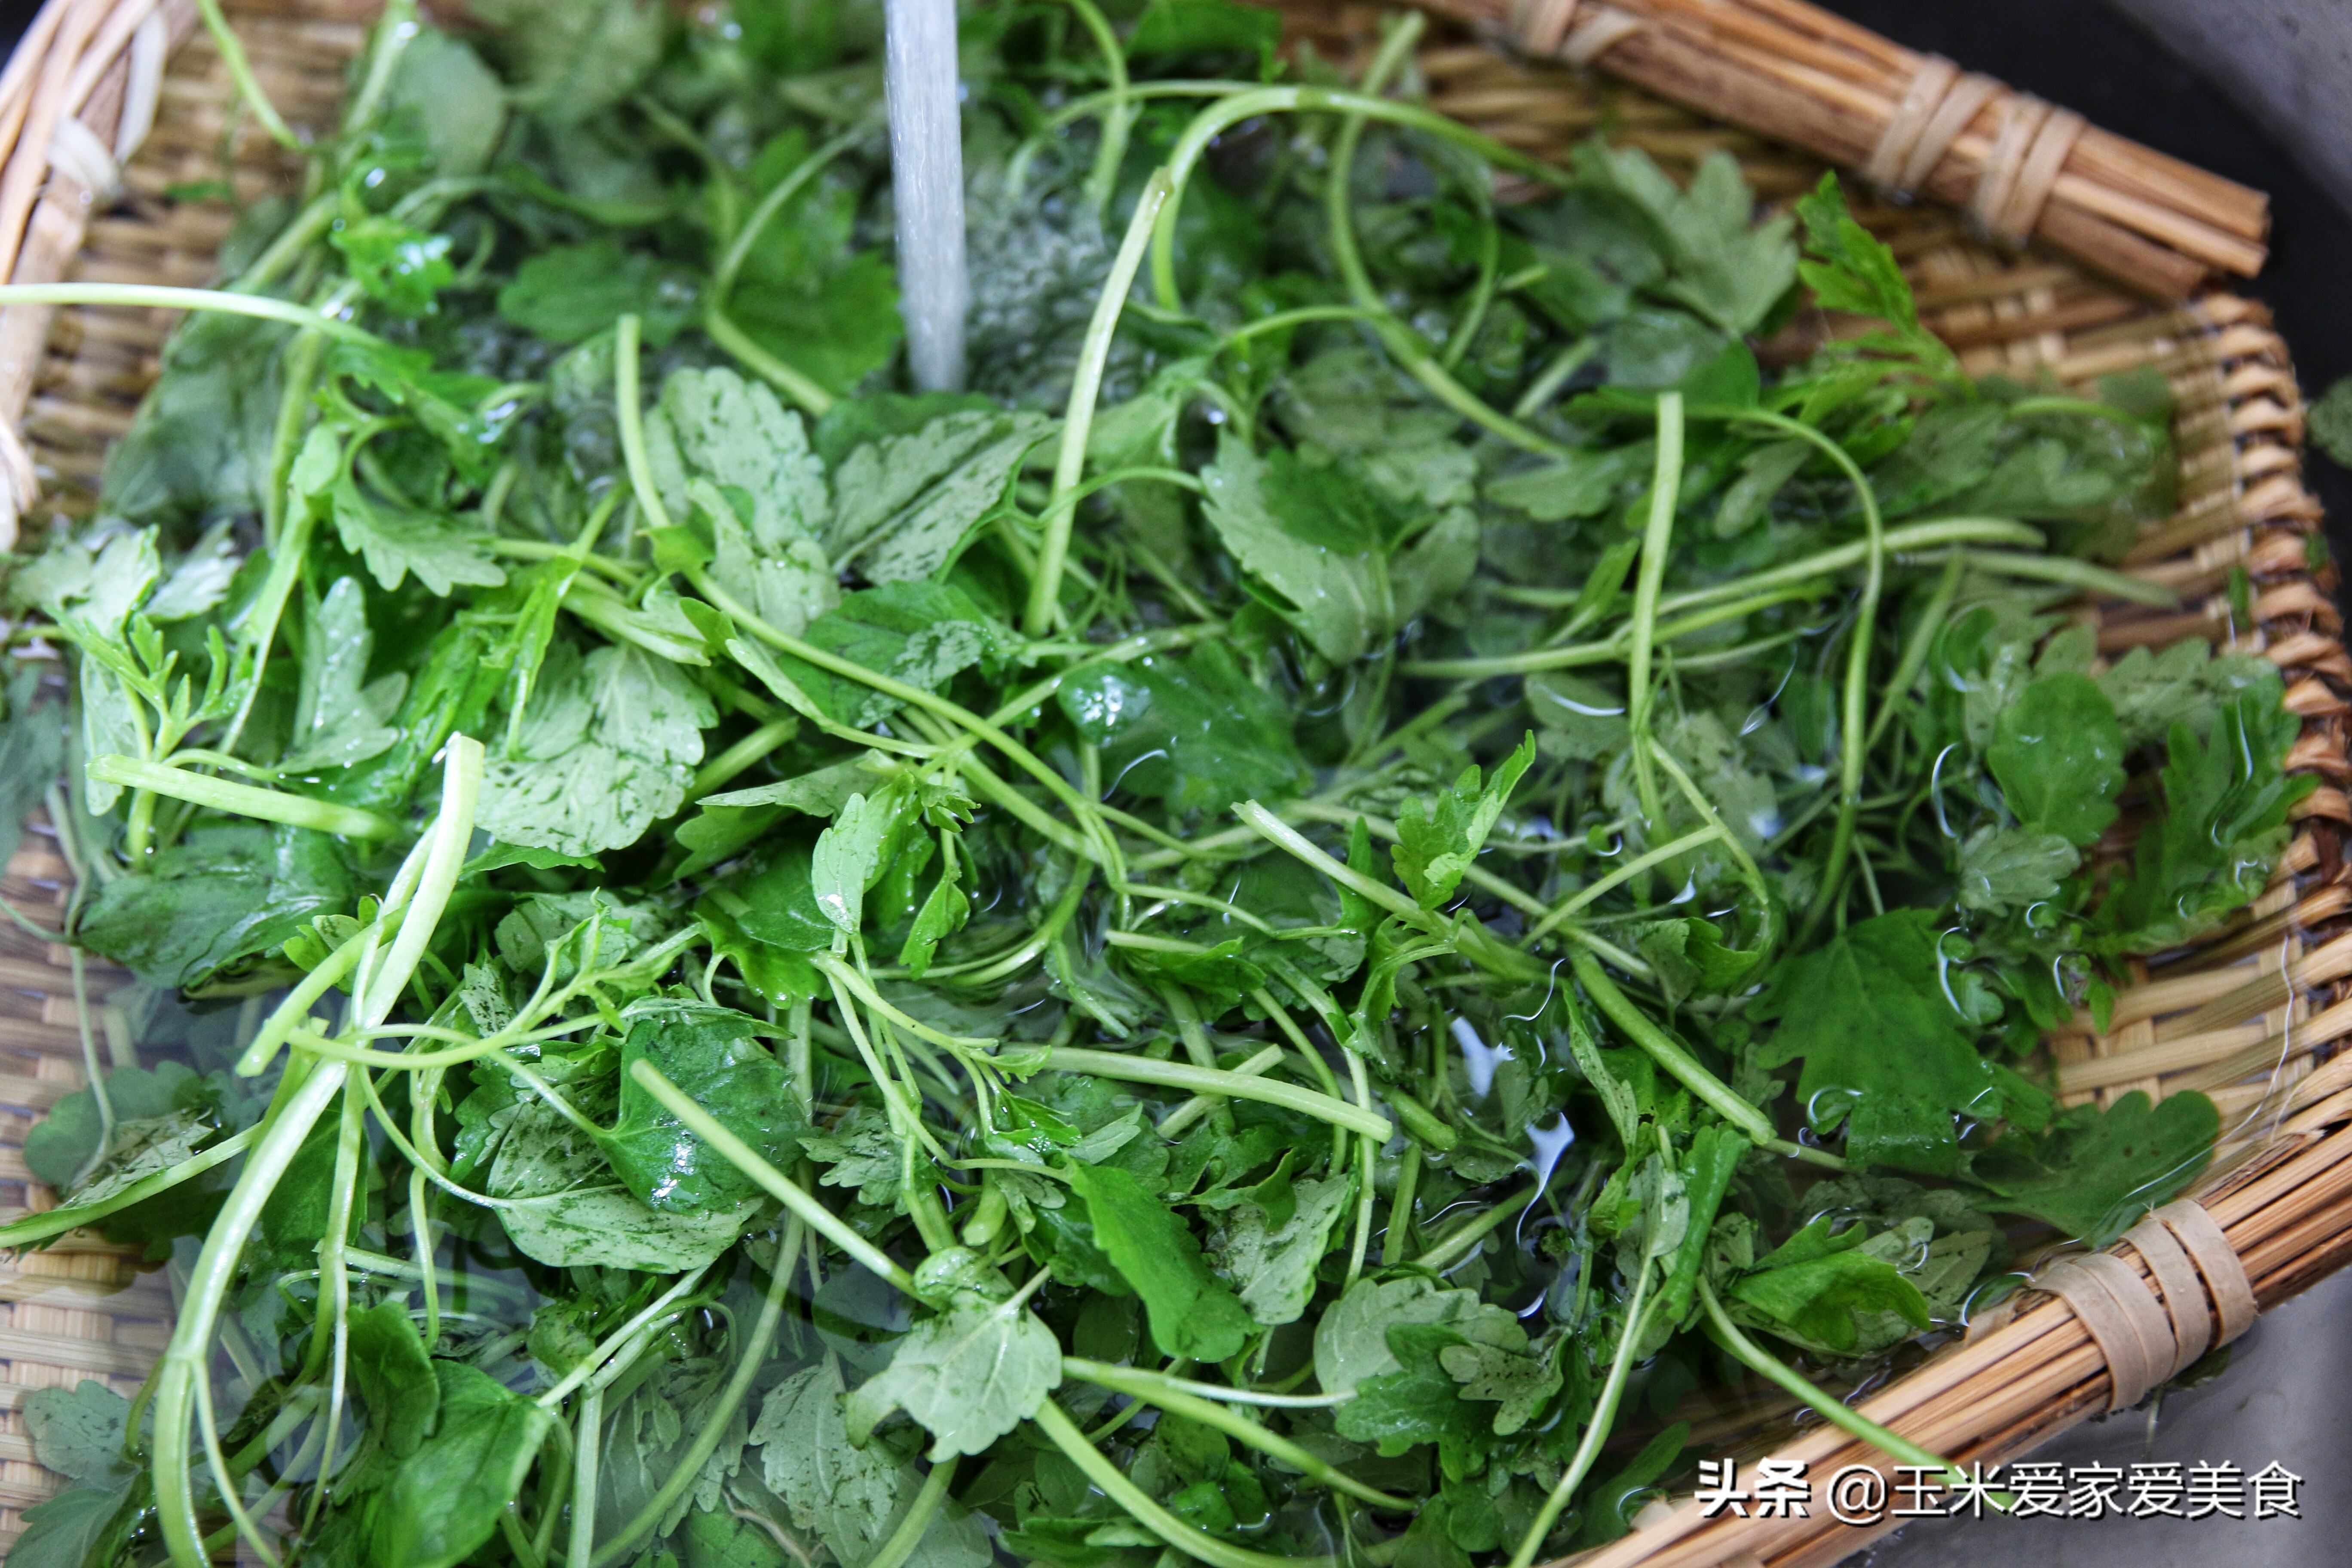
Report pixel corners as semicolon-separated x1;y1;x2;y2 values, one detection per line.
884;0;968;390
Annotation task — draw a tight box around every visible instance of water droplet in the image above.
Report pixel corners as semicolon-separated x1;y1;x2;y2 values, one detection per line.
1526;1115;1577;1194
1452;1017;1513;1101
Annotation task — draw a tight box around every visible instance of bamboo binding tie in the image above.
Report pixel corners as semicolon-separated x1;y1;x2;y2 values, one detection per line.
1509;0;1644;68
2032;1200;2257;1412
1862;55;2084;251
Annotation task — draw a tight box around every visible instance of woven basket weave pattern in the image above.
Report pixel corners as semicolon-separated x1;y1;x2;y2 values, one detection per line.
0;0;2345;1560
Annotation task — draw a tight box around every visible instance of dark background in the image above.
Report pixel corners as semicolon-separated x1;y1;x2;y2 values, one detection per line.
0;0;2343;545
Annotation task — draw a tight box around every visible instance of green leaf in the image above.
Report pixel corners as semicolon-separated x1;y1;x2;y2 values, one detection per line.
844;1298;1063;1460
331;211;454;315
1058;643;1311;816
1066;1162;1255;1362
347;1302;439;1458
327;476;506;597
1435;1312;1561;1436
677;751;882;882
812;790;898;936
9;1489;130;1568
1390;734;1536;909
2312;374;2352;469
1727;1216;1930;1354
77;824;355;991
1333;1324;1497;1479
1126;0;1280;61
686;1507;788;1568
469;0;663;124
23;1381;135;1488
1752;909;2003;1175
478;639;716;857
2096;639;2285;750
898;833;970;977
755;1360;903;1564
1967;1090;2219;1244
1576;146;1796;337
1987;672;2126;847
489;1096;760;1271
2096;682;2315;953
803;1103;906;1207
1200;433;1386;664
729;247;904;394
365;1360;557;1568
496;236;697;345
601;999;806;1213
100;312;284;530
828;410;1053;585
648;367;838;636
282;576;403;773
1790;171;1957;378
1954;825;2076;917
0;662;65;853
742;582;1013;730
1210;1172;1351;1326
383;27;505;178
1312;1274;1486;1398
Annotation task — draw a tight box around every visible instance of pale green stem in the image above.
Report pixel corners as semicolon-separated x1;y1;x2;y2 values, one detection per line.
1415;1183;1544;1272
716;130;866;296
153;1060;349;1568
1625;392;1685;834
0;282;378;339
1569;951;1776;1146
864;1458;956;1568
1029;168;1173;637
1522;826;1721;946
591;1222;805;1567
1506;1263;1656;1568
1061;1359;1412;1508
705;300;838;416
1031;1402;1336;1568
86;755;397;839
1042;1047;1391;1140
614;314;674;531
1699;1278;1992;1498
628;1060;921;1293
196;0;301;149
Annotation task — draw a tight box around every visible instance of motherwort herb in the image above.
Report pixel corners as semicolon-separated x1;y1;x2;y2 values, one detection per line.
0;1;2308;1565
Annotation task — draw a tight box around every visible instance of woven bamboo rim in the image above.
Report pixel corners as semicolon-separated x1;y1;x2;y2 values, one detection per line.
0;0;2342;1557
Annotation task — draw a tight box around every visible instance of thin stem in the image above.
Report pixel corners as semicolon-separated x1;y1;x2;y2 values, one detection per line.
1625;391;1684;834
1698;1278;1988;1497
1524;826;1721;946
1043;1047;1391;1140
1060;0;1132;211
85;755;397;839
1029;169;1173;637
1031;1402;1336;1568
1061;1359;1413;1509
1569;951;1775;1146
1506;1262;1656;1568
1414;1183;1543;1272
627;1060;921;1293
590;1223;804;1567
865;1459;956;1568
614;314;673;531
0;282;377;340
196;0;301;149
705;303;836;416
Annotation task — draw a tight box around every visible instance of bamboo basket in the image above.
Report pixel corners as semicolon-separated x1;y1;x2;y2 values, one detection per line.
0;0;2343;1560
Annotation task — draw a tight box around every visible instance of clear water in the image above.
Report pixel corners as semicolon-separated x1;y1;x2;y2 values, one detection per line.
884;0;968;390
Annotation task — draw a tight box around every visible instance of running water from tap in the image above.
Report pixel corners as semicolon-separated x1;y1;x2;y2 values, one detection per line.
884;0;967;390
